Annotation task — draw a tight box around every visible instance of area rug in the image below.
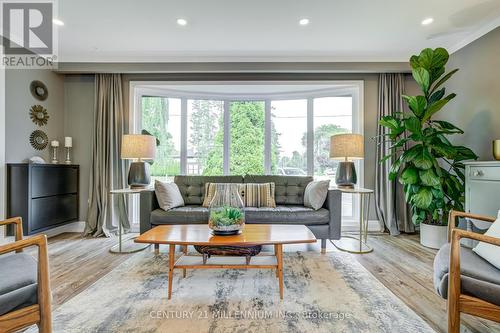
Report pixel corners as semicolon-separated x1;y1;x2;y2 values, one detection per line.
34;250;435;333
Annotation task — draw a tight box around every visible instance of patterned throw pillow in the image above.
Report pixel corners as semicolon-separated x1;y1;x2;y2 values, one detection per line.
202;182;276;208
244;183;276;208
202;183;245;207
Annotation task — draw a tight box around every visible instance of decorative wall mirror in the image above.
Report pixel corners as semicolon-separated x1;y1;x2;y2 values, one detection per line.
29;130;49;150
30;80;48;101
29;105;49;126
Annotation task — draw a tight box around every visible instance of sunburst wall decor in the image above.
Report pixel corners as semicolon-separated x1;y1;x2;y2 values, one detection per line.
29;130;49;150
29;105;49;126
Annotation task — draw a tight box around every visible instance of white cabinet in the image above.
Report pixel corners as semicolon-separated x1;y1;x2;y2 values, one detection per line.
465;161;500;229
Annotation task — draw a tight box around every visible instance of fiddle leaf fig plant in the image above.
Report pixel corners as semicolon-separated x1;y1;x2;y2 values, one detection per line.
380;47;477;226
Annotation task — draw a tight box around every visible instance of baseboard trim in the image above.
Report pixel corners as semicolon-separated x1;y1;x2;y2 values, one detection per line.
41;221;86;237
342;219;382;233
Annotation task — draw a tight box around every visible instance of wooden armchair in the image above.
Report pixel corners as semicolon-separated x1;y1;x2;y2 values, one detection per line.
439;211;500;332
0;217;52;333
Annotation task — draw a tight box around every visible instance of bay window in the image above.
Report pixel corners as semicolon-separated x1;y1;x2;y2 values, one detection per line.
132;82;363;220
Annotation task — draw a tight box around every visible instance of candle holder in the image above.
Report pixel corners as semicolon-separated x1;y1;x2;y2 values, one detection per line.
51;146;58;164
65;147;72;164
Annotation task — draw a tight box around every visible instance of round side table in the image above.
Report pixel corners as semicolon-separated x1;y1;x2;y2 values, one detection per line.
109;188;151;254
331;187;374;254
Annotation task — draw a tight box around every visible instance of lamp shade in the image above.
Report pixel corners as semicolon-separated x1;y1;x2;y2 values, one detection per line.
329;134;364;160
121;134;156;160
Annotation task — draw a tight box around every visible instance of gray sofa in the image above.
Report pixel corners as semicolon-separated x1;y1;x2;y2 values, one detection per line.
140;175;342;251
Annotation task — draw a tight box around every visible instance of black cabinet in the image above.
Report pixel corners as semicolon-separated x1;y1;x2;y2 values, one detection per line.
7;164;79;235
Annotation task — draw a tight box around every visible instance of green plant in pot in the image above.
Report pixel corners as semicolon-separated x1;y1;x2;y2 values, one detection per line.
379;47;477;249
208;205;245;235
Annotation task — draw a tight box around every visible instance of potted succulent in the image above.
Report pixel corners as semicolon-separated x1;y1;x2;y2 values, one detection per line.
208;205;245;235
380;47;477;249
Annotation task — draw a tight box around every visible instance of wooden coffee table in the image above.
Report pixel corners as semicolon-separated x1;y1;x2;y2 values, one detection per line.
135;224;316;300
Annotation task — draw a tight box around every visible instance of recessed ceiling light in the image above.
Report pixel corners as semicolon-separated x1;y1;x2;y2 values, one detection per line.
421;17;434;25
53;18;64;26
299;18;310;26
177;18;188;26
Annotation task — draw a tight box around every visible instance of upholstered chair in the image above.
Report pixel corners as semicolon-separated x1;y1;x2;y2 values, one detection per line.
0;217;52;333
433;210;500;332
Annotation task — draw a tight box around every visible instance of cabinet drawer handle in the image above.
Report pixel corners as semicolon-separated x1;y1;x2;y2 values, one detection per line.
472;170;484;177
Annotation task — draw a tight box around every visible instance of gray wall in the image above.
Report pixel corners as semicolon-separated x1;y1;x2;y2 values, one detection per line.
64;75;94;221
439;27;500;160
5;69;65;163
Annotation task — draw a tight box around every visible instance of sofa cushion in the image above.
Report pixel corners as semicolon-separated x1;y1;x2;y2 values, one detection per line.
434;243;500;306
473;211;500;269
0;253;38;316
244;205;329;225
174;176;244;205
244;175;313;205
304;180;330;210
155;180;184;211
151;206;209;225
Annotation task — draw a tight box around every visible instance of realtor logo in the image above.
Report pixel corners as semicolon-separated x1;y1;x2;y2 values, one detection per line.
2;1;53;54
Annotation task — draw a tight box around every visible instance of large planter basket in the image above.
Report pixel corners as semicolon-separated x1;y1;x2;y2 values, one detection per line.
420;223;448;249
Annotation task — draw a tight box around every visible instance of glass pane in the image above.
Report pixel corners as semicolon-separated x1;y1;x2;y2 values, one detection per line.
313;96;354;217
270;99;307;175
313;97;352;178
141;96;181;182
187;100;224;175
229;101;265;175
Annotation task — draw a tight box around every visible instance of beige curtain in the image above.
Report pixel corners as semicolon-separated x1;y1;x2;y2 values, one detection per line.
375;73;414;235
85;74;129;237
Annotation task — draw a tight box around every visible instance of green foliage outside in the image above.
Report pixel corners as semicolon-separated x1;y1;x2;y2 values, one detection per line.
142;98;350;178
204;101;280;175
141;97;180;176
305;124;349;175
379;47;477;226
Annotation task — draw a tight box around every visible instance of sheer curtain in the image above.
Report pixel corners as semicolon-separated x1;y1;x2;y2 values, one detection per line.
85;74;129;236
375;73;413;235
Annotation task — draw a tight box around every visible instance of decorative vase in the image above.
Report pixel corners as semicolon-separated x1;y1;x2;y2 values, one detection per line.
493;140;500;160
420;223;448;249
208;186;245;236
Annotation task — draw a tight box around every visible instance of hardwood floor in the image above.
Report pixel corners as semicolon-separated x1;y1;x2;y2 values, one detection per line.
30;232;500;333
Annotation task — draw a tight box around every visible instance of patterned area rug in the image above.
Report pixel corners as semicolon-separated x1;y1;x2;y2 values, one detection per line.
34;250;435;333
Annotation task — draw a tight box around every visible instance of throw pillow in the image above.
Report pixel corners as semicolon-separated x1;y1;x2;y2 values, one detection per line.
202;183;245;207
472;210;500;269
244;183;276;208
155;180;185;211
202;182;276;208
304;180;330;210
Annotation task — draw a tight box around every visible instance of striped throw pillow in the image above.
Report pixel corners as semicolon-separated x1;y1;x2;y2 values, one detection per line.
244;183;276;208
202;183;245;207
202;182;276;208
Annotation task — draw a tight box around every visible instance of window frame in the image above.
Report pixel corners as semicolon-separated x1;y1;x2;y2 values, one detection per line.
131;81;363;181
130;81;364;222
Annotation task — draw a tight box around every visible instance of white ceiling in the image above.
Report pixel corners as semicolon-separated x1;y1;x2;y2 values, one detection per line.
56;0;500;62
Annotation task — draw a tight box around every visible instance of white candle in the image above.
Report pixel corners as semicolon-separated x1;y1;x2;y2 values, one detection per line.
51;140;59;147
65;137;72;147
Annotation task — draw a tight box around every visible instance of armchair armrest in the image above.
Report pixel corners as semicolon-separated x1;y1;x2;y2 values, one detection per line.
447;210;496;242
448;228;500;327
0;217;24;252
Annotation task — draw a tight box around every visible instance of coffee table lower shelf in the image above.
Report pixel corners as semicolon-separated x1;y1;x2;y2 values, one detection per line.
167;244;285;300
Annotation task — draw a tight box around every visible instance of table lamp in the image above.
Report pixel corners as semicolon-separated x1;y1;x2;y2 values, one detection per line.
121;134;156;188
330;134;364;188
